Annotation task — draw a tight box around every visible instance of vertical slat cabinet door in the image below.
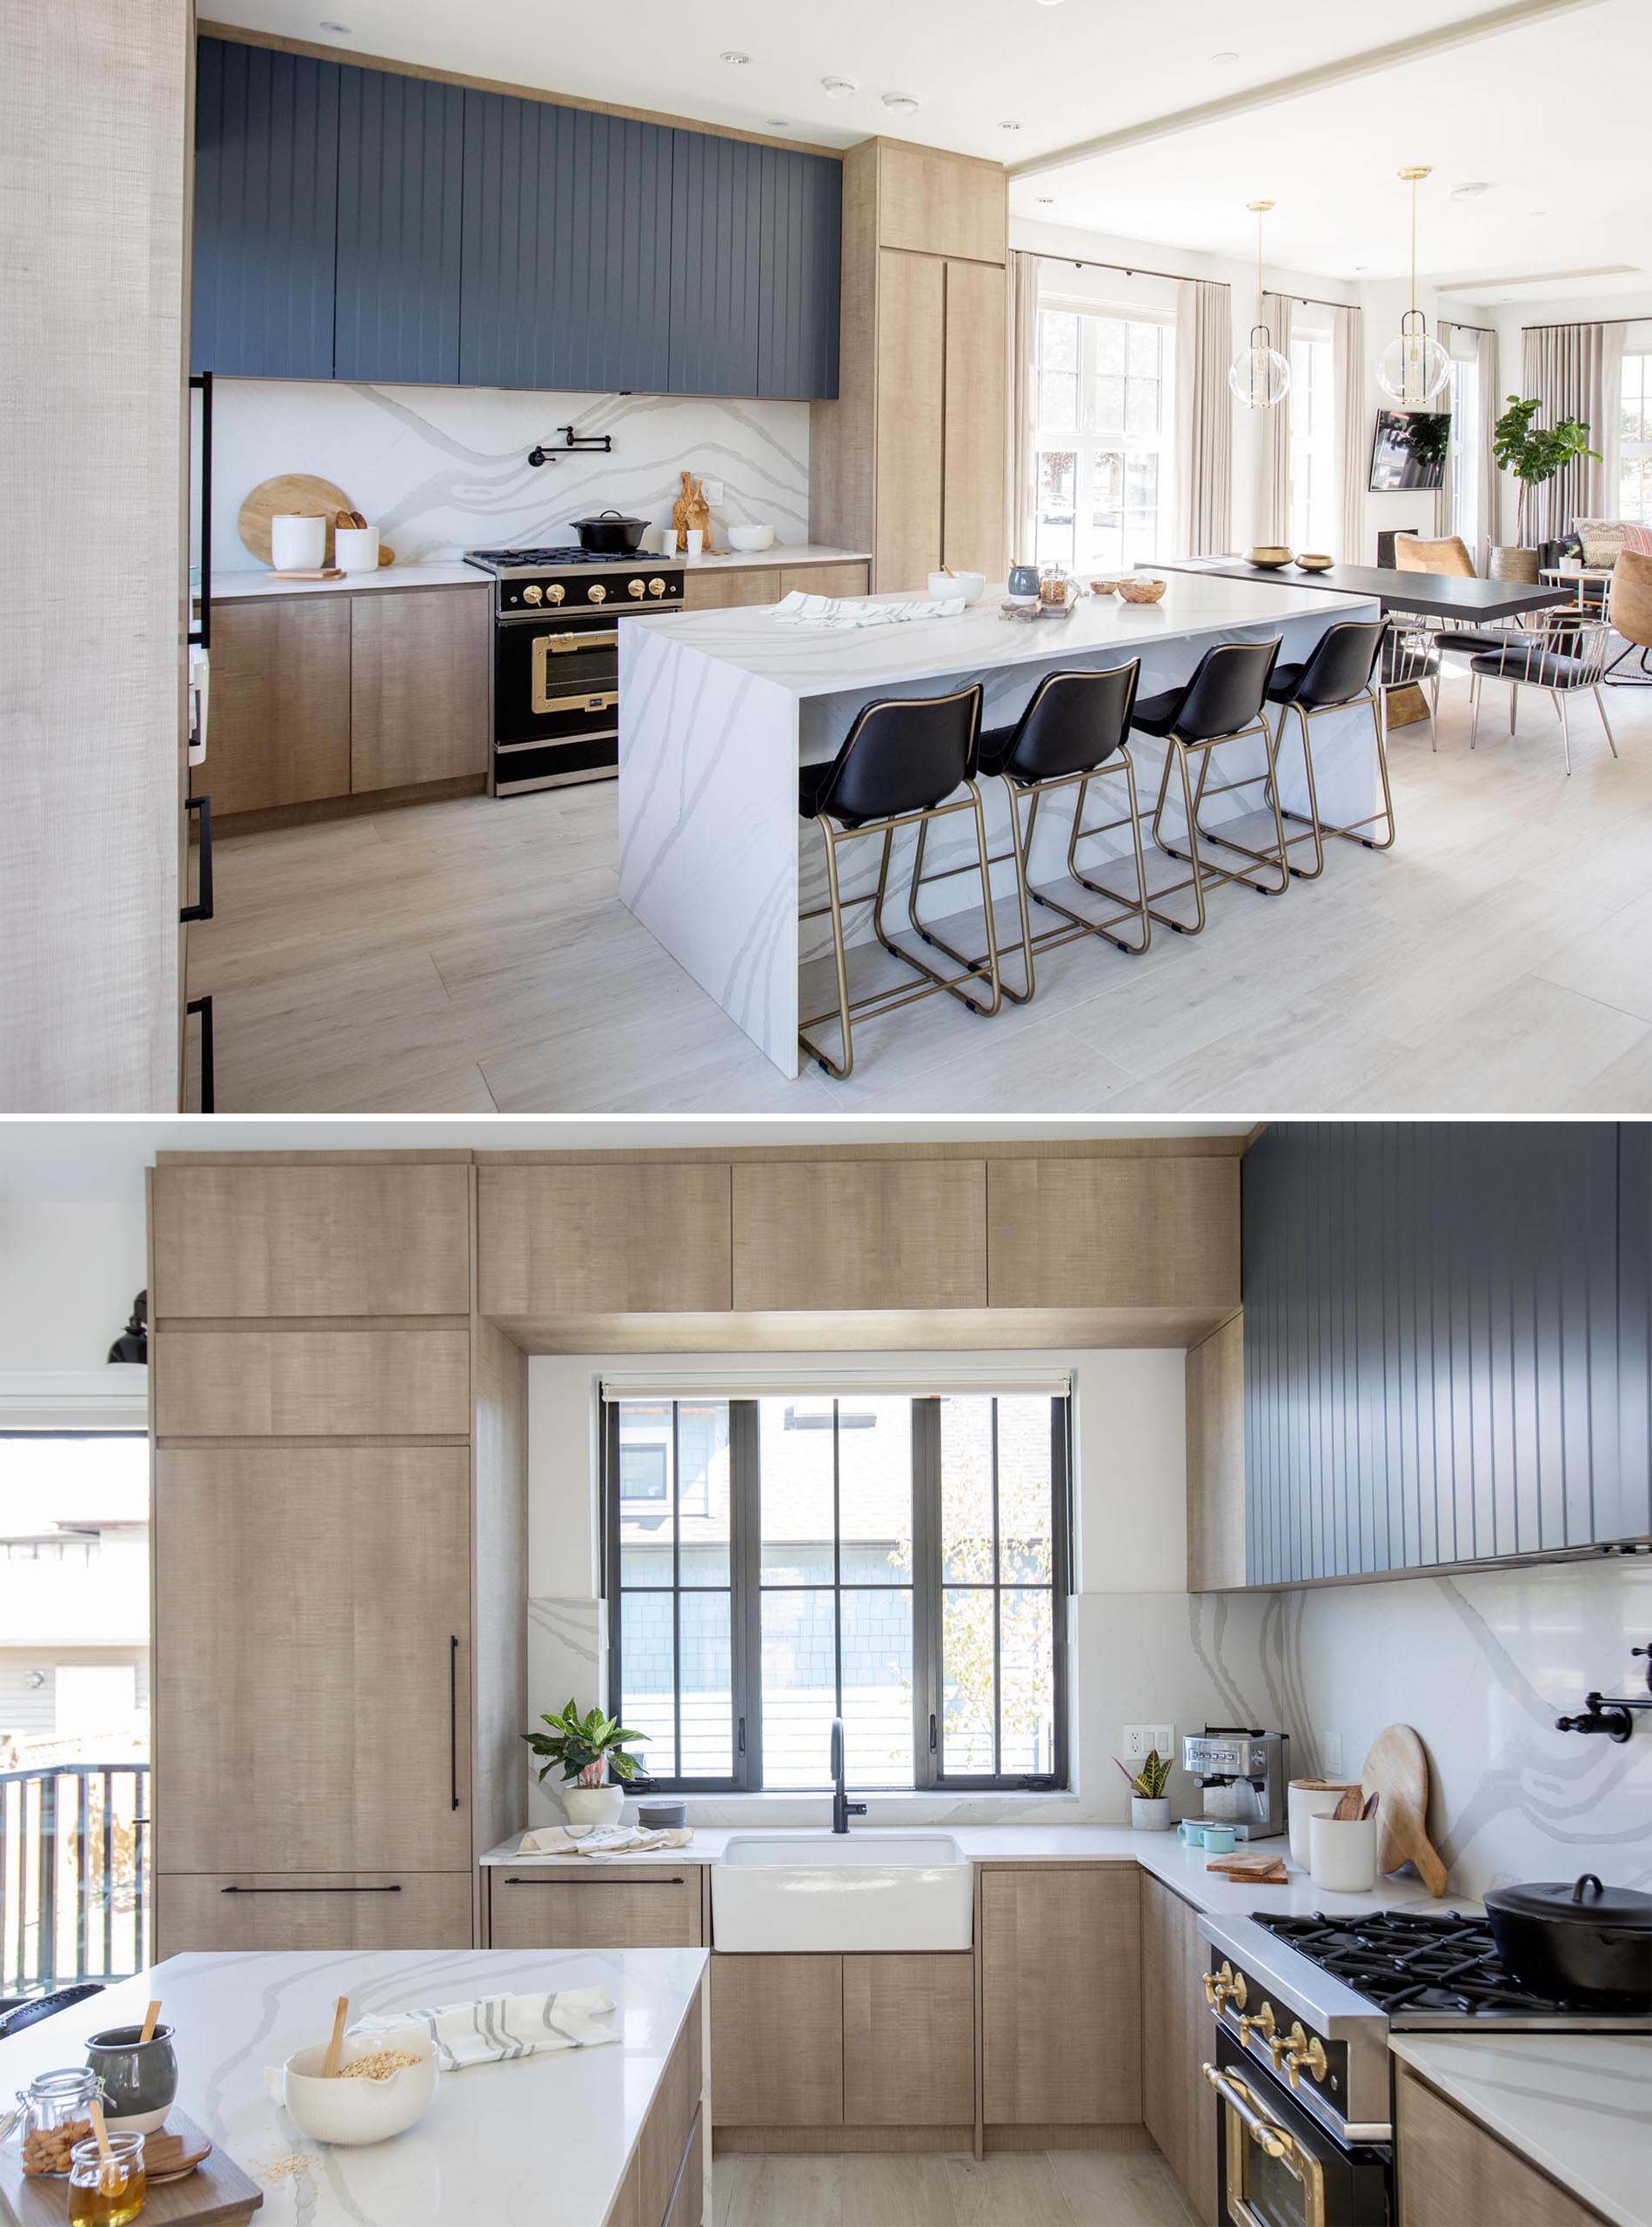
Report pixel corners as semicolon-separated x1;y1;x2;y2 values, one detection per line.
192;37;340;378
458;88;539;389
755;149;842;399
670;130;762;397
571;108;675;393
1618;1123;1652;1544
334;64;465;384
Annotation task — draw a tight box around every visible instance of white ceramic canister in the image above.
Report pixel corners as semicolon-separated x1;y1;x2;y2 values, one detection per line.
335;525;380;572
1308;1811;1380;1894
271;513;327;572
1288;1781;1361;1870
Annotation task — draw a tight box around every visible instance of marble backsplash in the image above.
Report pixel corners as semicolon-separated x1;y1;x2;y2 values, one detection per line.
208;379;812;576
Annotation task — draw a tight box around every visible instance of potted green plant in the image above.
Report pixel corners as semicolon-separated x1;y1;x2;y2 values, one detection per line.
1117;1748;1174;1832
1490;395;1602;582
525;1701;648;1829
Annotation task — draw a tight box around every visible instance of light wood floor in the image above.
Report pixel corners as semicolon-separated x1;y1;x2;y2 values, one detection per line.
712;2148;1200;2227
187;672;1652;1114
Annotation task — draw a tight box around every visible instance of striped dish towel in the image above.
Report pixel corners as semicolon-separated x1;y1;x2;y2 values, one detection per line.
518;1824;693;1858
351;1989;617;2070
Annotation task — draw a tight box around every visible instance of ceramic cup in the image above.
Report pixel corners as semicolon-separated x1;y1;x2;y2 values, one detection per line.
686;529;706;558
1201;1824;1237;1856
334;526;380;572
85;2023;178;2136
271;514;326;572
1309;1812;1380;1894
1288;1781;1361;1870
1176;1818;1207;1847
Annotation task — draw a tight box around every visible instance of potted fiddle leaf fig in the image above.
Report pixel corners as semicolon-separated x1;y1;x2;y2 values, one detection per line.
525;1701;648;1829
1118;1747;1174;1832
1490;395;1602;581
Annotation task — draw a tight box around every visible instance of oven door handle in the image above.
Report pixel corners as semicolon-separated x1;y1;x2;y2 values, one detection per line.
1203;2064;1290;2159
544;629;619;654
1204;2064;1328;2227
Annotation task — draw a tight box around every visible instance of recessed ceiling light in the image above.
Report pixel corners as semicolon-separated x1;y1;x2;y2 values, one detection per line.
882;92;921;114
821;77;858;98
1451;181;1491;202
1035;1;1067;8
1529;207;1548;217
1212;50;1240;65
318;18;352;29
768;119;791;129
1037;196;1056;205
720;50;751;66
1000;121;1023;132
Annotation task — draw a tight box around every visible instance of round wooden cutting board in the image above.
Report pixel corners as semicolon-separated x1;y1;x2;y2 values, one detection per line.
238;473;354;566
1361;1722;1448;1896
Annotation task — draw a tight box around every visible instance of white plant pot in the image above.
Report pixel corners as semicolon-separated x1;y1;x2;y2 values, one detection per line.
562;1783;626;1829
1131;1796;1173;1833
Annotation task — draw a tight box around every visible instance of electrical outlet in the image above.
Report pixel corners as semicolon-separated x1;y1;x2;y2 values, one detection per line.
701;478;726;505
1124;1723;1175;1761
1321;1729;1346;1776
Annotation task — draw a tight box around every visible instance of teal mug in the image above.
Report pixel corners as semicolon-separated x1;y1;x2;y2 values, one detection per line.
1201;1824;1238;1856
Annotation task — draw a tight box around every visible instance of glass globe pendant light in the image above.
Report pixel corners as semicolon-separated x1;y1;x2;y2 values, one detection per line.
1228;199;1292;409
1376;165;1451;406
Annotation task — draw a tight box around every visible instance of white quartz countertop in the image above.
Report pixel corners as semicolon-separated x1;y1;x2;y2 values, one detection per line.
625;574;1374;700
0;1946;706;2227
484;1823;1474;1921
684;544;871;571
212;561;489;600
1391;2033;1652;2227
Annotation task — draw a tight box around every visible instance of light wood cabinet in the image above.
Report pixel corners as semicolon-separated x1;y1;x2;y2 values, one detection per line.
1396;2063;1605;2227
876;141;1006;265
842;1954;974;2130
199;598;351;817
980;1866;1141;2129
986;1159;1241;1314
1186;1313;1246;1594
157;1872;473;1957
151;1161;472;1319
942;259;1007;581
478;1165;732;1317
608;2006;703;2227
350;585;490;792
682;568;784;613
731;1160;988;1313
876;250;946;592
488;1868;702;1949
154;1446;472;1875
152;1327;471;1438
1141;1876;1217;2226
779;564;869;599
711;1955;844;2126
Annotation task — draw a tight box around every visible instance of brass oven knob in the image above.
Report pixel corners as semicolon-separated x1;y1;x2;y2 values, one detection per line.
546;584;565;605
1274;2022;1328;2090
1202;1961;1246;2014
522;585;543;605
588;584;608;604
1238;2002;1276;2048
648;578;666;597
628;578;646;599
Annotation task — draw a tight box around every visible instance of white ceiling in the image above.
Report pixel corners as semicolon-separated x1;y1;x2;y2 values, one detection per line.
203;0;1648;301
0;1122;1252;1203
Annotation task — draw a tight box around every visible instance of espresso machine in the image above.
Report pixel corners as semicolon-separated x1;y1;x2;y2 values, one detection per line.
1181;1728;1289;1841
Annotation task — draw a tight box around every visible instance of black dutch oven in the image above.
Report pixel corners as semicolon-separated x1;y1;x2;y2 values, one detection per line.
570;510;649;554
1484;1872;1652;2005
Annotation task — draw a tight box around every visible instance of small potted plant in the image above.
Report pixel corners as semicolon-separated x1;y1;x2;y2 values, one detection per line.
525;1701;648;1829
1490;395;1602;582
1118;1748;1174;1832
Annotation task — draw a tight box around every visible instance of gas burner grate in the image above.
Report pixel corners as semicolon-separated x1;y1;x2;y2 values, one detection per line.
468;546;647;568
1254;1911;1605;2017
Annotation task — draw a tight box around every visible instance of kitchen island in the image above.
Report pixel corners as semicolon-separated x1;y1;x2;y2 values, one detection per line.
618;576;1382;1077
0;1946;706;2227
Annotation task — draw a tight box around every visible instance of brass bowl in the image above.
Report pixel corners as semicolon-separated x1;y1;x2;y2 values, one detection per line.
1295;552;1334;573
1246;545;1294;570
1117;577;1167;605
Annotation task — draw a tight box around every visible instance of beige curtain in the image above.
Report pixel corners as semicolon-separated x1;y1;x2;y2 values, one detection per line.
1520;321;1618;543
1007;251;1041;569
1334;304;1366;565
1260;291;1294;545
1174;278;1234;557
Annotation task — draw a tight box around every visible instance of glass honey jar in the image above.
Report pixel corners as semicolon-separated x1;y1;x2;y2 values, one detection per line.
67;2130;147;2226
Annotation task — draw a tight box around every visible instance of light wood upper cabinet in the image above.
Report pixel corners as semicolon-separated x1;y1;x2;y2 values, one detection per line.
942;258;1007;581
875;250;946;592
154;1446;472;1875
489;1869;702;1950
986;1159;1241;1313
842;1954;974;2130
197;598;351;816
877;141;1007;264
711;1954;844;2126
1141;1876;1218;2225
153;1328;471;1438
157;1872;472;1958
478;1166;732;1316
350;586;490;792
1186;1312;1246;1594
980;1866;1141;2126
1396;2064;1604;2227
151;1162;472;1318
732;1160;987;1312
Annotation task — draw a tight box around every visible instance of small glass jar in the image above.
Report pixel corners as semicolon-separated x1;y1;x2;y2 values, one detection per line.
13;2068;104;2177
67;2130;147;2226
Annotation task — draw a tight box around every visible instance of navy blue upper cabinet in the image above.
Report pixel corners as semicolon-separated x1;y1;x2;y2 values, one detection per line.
1615;1123;1652;1544
1242;1123;1623;1584
192;37;341;378
757;147;842;400
334;67;465;385
460;90;675;393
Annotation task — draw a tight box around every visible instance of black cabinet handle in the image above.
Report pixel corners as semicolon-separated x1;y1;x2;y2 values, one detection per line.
450;1635;461;1811
220;1883;402;1896
503;1876;686;1887
182;794;214;923
185;993;214;1113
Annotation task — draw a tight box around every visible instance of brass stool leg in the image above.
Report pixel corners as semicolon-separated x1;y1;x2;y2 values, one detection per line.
1147;738;1208;937
799;818;858;1080
905;800;1004;1006
1000;781;1039;1005
883;796;1001;1017
1065;754;1152;953
965;779;1004;1017
1188;718;1290;895
1283;703;1328;881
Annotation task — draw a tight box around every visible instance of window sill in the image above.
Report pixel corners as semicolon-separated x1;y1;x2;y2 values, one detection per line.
644;1788;1082;1825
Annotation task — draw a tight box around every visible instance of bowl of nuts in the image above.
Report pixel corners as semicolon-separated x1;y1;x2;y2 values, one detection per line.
281;2030;438;2146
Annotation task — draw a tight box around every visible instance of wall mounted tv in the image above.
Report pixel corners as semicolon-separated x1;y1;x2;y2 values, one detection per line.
1370;409;1451;492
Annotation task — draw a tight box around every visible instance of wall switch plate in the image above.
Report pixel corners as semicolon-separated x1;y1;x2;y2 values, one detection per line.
1321;1730;1346;1776
1124;1723;1174;1761
701;478;726;505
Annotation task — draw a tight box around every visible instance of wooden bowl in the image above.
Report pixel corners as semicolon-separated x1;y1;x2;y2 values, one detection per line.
1246;545;1294;569
1295;552;1334;572
1117;577;1167;605
1089;578;1120;596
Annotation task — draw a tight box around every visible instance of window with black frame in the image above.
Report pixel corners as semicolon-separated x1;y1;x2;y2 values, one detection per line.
603;1390;1070;1794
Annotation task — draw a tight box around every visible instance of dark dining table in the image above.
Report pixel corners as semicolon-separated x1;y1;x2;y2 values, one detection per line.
1140;554;1571;625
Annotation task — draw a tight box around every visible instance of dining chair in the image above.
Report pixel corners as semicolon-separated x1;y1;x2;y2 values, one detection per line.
1393;532;1529;737
1468;612;1617;774
1604;545;1652;686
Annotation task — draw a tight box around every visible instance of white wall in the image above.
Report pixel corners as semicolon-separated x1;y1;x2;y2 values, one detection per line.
0;1203;149;1372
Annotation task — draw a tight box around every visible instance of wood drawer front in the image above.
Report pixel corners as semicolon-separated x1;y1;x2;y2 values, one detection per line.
986;1160;1240;1312
711;1955;843;2126
153;1328;471;1437
779;564;868;599
489;1869;703;1949
843;1954;974;2126
732;1160;987;1312
980;1867;1140;2125
152;1163;472;1318
1395;2064;1604;2227
876;143;1006;266
157;1872;472;1957
478;1166;732;1317
198;597;351;816
351;586;490;792
662;2110;702;2227
681;568;784;612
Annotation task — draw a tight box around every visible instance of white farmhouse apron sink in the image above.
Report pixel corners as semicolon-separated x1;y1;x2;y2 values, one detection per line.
712;1832;973;1953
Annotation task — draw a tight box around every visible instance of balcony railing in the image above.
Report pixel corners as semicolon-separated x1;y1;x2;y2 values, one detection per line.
0;1765;150;1998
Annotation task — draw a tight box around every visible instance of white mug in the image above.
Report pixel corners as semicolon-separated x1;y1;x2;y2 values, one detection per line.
271;513;326;572
334;525;380;573
658;527;678;557
1288;1781;1361;1870
1309;1812;1380;1894
686;528;705;558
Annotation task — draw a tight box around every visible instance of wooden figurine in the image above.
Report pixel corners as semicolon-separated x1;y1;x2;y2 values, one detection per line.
672;471;715;552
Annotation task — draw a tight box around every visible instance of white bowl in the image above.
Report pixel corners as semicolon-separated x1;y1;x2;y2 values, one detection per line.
282;2028;438;2145
726;524;776;553
928;571;986;605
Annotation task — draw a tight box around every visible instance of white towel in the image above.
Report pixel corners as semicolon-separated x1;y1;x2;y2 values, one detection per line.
771;590;966;630
516;1824;694;1859
351;1988;618;2071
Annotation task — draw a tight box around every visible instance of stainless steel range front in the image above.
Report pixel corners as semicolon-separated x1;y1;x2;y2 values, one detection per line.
464;547;685;796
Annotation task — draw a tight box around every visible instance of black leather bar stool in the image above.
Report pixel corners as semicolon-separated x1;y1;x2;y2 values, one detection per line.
1128;637;1285;935
906;662;1148;1003
1263;619;1394;879
798;684;1000;1079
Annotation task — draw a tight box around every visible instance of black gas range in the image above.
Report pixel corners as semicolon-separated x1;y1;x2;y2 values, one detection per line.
464;546;685;795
